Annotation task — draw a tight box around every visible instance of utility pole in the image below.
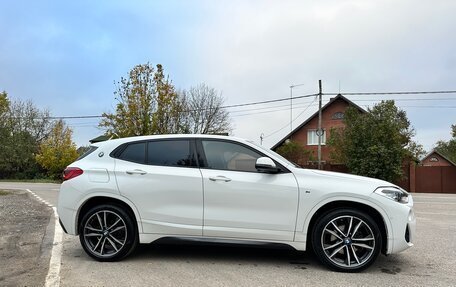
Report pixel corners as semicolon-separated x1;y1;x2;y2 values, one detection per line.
290;83;305;132
317;80;323;170
260;133;264;145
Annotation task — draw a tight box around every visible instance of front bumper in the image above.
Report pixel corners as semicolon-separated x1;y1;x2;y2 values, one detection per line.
371;193;415;254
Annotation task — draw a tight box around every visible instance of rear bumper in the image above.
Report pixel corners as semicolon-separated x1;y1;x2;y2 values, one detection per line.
59;219;68;234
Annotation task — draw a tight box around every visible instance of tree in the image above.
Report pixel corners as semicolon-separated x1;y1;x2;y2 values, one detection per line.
276;140;313;166
36;120;79;179
99;63;187;137
0;92;52;178
100;64;232;137
435;124;456;163
328;100;424;182
183;83;232;134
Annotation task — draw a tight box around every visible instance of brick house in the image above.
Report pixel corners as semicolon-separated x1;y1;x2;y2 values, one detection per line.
420;150;456;167
271;94;365;164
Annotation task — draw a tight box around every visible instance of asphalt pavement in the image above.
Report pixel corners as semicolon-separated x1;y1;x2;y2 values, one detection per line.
0;182;455;286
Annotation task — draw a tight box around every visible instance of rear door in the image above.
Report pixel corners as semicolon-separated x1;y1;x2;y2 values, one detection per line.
114;139;203;236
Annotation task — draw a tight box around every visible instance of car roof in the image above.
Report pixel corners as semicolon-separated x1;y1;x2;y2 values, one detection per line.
92;134;250;148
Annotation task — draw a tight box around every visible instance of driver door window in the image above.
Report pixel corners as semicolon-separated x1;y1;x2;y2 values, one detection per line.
201;140;262;172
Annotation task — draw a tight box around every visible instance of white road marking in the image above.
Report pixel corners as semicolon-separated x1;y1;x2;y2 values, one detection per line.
25;189;62;287
45;206;63;287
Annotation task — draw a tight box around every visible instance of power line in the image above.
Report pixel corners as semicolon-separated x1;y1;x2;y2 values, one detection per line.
351;97;456;101
11;90;456;120
263;96;318;138
325;90;456;96
221;93;318;109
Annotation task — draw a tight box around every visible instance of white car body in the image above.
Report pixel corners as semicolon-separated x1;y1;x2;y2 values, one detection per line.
58;134;415;271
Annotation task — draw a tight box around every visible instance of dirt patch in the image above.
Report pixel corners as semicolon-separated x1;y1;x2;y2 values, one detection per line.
0;189;53;286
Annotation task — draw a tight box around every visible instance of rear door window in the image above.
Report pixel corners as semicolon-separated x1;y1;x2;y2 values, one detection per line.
147;140;196;167
118;142;146;164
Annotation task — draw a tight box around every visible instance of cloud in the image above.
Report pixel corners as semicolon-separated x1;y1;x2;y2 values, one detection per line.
1;0;455;148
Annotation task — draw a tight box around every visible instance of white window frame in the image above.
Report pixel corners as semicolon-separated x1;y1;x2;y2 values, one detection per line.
307;129;326;146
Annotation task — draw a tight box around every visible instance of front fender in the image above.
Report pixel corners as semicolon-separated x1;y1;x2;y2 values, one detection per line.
294;195;394;254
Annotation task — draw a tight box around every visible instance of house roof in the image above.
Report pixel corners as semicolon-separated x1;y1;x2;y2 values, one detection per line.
271;94;366;150
421;149;456;167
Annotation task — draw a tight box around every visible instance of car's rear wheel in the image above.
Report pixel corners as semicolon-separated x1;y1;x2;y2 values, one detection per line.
79;204;138;261
312;209;382;272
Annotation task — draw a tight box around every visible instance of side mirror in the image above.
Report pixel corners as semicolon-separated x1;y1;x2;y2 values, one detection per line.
255;157;280;173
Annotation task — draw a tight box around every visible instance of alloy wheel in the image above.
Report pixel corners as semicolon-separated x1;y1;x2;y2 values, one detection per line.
320;215;376;268
83;210;127;257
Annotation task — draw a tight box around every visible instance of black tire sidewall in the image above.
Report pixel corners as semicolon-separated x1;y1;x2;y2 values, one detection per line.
79;204;138;262
312;208;382;272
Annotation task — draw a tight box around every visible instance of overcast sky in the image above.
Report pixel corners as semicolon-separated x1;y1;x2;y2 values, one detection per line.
1;0;455;150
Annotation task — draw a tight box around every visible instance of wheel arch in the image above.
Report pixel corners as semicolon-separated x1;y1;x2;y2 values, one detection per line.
75;194;142;235
304;199;390;255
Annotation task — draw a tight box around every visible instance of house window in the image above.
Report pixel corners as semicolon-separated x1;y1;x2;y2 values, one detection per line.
332;112;344;120
307;129;326;145
429;157;439;162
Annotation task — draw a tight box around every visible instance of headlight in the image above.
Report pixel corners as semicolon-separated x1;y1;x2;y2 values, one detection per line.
374;187;409;204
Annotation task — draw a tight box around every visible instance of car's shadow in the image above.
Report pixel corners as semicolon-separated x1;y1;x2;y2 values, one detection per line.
131;238;318;268
126;237;411;274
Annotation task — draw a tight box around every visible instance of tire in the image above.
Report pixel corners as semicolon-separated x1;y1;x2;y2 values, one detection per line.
312;208;382;272
79;204;138;261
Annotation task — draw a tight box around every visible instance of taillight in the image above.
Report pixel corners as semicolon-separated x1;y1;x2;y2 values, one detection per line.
63;167;84;181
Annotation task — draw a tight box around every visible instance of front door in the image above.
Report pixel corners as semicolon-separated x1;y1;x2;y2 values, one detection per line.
199;139;299;241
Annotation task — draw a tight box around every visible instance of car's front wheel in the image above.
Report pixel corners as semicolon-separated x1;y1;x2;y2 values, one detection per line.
79;204;138;261
312;208;382;272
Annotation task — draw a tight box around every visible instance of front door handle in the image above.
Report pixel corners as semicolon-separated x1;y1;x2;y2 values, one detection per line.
126;169;147;175
209;176;232;182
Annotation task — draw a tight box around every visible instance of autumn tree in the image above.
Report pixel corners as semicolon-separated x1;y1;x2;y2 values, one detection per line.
434;124;456;163
183;83;231;134
100;63;232;137
36;120;79;179
99;63;187;137
328;100;424;182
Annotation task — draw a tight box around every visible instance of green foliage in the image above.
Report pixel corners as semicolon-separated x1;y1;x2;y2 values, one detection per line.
0;92;52;179
276;140;313;166
99;64;231;137
434;124;456;163
328;100;424;182
36;120;79;179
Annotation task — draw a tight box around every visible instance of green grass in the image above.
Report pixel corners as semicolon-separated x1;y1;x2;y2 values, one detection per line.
0;189;11;196
0;179;61;184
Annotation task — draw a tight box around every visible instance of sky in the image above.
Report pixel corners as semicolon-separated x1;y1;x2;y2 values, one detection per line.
1;0;455;150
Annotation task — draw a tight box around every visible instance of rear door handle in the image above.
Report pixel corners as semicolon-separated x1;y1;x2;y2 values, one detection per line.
209;176;231;182
126;169;147;175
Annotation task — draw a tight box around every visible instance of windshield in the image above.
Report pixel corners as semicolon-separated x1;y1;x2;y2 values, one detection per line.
247;140;301;168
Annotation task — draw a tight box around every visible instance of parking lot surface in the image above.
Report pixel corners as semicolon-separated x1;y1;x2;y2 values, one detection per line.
0;182;455;286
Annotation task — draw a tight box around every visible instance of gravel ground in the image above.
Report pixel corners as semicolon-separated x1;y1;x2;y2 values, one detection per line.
0;189;53;286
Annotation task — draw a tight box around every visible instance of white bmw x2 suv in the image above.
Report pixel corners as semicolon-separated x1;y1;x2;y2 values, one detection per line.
58;134;415;272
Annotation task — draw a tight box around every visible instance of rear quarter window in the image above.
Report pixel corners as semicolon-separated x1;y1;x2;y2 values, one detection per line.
77;146;98;161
